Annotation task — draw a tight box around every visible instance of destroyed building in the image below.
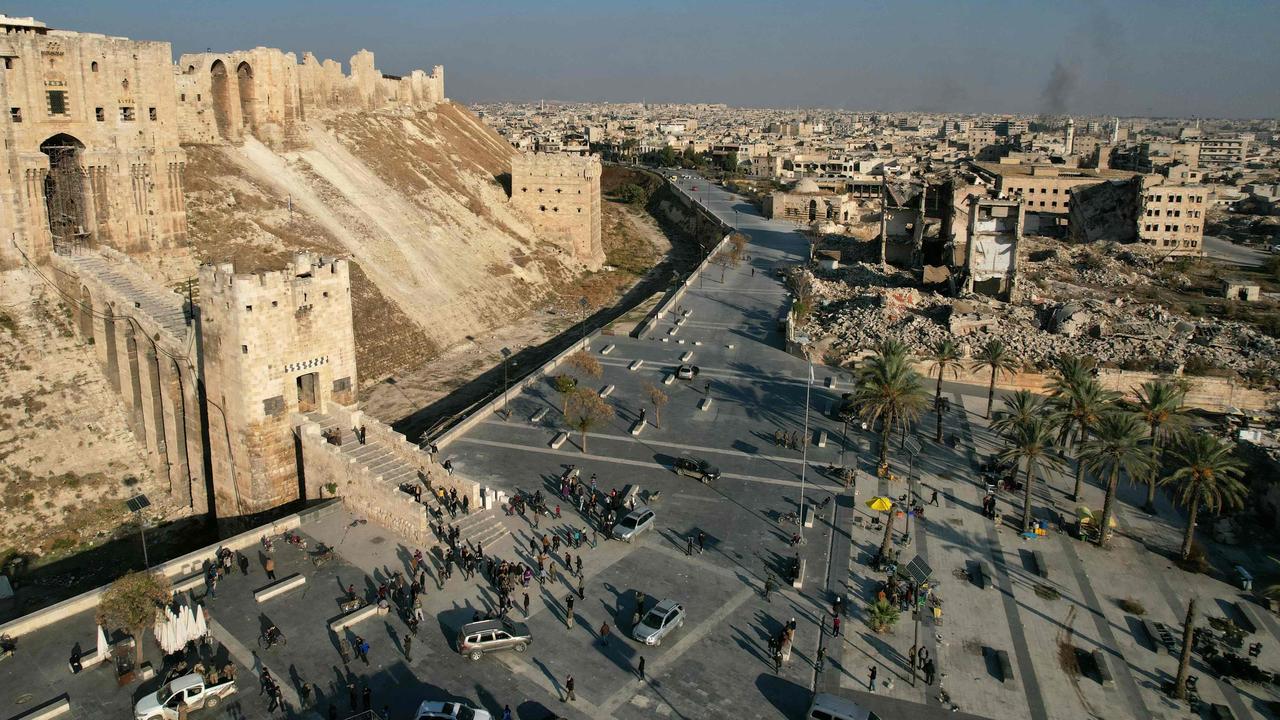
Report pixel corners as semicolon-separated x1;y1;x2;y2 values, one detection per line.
1068;174;1207;256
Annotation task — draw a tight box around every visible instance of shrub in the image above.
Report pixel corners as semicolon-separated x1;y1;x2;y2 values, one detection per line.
1176;541;1212;574
616;183;648;205
866;598;900;633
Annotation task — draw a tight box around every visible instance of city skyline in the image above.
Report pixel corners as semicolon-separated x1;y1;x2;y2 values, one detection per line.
15;0;1280;118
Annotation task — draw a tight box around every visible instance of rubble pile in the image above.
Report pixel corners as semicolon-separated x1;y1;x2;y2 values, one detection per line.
799;259;1280;380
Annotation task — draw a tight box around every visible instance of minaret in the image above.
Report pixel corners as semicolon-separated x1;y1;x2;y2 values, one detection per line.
1064;117;1076;155
1110;117;1120;144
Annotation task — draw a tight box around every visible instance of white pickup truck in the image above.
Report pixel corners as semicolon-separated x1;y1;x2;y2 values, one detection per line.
134;673;236;720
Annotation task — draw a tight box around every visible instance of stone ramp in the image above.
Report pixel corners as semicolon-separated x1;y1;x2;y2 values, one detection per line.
65;252;189;339
306;411;510;549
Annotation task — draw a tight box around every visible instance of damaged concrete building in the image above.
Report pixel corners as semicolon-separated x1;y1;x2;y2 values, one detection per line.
1068;173;1207;257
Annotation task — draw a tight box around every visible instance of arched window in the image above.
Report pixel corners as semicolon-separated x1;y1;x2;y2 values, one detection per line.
90;61;99;72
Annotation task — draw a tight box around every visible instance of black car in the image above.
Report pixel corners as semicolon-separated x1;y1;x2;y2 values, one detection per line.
674;456;721;483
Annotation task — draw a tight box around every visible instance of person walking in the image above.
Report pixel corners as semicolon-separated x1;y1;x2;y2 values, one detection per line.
832;615;842;637
564;675;576;702
577;576;585;600
338;635;352;666
815;644;826;672
637;655;646;681
924;657;936;685
686;536;694;556
599;622;611;647
502;707;512;720
908;644;917;670
763;575;775;602
356;636;370;665
930;488;940;506
347;682;358;712
264;557;276;581
522;592;530;616
697;530;706;554
868;665;878;692
362;685;371;712
566;596;575;629
238;552;249;575
575;556;583;576
773;647;783;674
403;634;412;662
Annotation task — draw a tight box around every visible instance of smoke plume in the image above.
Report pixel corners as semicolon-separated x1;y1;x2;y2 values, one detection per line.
1042;60;1077;115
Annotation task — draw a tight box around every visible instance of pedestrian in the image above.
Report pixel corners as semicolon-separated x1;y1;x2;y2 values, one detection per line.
414;596;425;623
339;635;352;665
868;665;878;692
697;530;706;554
403;634;412;662
686;536;694;556
265;556;276;581
238;552;249;575
640;407;647;425
763;575;775;602
832;615;841;637
918;647;928;670
270;684;285;713
638;655;646;681
550;563;559;583
300;681;313;709
908;644;917;669
600;622;611;647
362;685;371;712
356;636;370;664
924;658;936;685
522;591;530;615
930;488;939;506
347;682;358;712
209;574;217;599
773;647;783;674
565;675;576;702
815;644;826;672
502;706;513;720
444;459;454;476
577;576;585;600
575;555;582;576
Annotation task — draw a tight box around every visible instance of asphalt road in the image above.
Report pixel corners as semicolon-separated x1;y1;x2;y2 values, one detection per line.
1203;234;1270;267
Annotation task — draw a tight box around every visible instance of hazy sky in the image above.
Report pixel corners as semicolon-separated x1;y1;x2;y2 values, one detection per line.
17;0;1280;117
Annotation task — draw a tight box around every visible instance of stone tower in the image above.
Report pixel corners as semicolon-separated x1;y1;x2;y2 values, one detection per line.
1064;117;1075;156
197;253;357;524
510;152;604;270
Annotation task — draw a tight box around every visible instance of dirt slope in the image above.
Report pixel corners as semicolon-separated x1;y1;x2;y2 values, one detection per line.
183;102;577;384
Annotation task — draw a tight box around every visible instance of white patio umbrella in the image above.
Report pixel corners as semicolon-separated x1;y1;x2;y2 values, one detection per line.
193;603;209;639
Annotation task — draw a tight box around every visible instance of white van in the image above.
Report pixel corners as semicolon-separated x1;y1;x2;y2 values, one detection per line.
805;693;882;720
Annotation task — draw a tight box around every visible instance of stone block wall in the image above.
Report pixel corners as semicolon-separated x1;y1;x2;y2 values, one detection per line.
510;152;604;270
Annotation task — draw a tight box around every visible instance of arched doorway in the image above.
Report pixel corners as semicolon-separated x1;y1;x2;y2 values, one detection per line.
39;134;88;253
210;60;232;139
236;62;255;132
125;332;145;437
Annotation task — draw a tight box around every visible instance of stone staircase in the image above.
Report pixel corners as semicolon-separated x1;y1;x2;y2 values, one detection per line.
68;253;190;338
306;412;510;549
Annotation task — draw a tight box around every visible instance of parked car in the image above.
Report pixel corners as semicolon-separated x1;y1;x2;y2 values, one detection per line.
457;617;532;661
674;455;721;483
135;674;237;720
615;506;656;542
632;598;685;646
414;701;492;720
675;364;700;380
805;693;882;720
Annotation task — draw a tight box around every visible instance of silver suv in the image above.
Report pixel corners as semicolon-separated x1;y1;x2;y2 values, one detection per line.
615;506;656;543
457;617;532;661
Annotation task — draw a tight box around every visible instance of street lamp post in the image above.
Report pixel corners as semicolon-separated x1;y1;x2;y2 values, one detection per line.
796;337;814;542
126;494;151;569
578;297;589;349
500;347;513;420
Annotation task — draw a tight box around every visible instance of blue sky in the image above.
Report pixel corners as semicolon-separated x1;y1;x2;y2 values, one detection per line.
17;0;1280;117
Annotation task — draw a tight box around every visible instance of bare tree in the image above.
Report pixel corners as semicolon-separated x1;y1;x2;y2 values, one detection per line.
565;388;614;453
565;350;602;380
645;383;669;428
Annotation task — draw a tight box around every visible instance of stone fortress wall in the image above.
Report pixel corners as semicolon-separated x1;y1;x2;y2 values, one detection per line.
510;152;605;269
198;253;357;521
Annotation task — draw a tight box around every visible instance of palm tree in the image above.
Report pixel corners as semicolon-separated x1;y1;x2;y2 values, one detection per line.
1047;354;1094;448
997;415;1061;532
992;390;1045;437
1052;379;1120;501
972;340;1019;419
1131;380;1189;513
1159;433;1247;561
1173;598;1196;700
854;342;930;475
1079;413;1154;548
926;339;963;443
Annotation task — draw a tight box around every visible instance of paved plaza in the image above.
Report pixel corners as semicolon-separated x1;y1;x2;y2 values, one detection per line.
4;177;1280;720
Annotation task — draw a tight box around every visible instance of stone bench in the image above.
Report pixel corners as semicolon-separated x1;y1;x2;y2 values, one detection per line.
172;571;206;594
254;573;306;603
628;359;644;371
550;432;569;449
1031;550;1049;579
1090;649;1114;687
327;602;385;634
663;374;675;385
802;505;814;529
992;648;1015;684
815;430;827;448
530;407;548;423
680;351;693;362
630;420;644;436
11;695;71;720
600;344;615;355
667;327;679;336
698;398;712;411
599;384;615;398
791;558;805;589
